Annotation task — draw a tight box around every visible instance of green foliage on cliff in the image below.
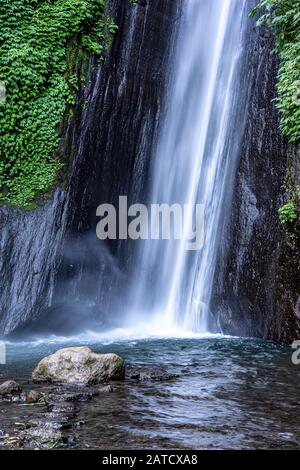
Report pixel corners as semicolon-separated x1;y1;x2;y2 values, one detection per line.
252;0;300;142
0;0;116;209
279;199;297;224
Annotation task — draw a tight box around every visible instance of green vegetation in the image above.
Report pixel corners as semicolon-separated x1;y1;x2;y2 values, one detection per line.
279;199;297;224
252;0;300;142
0;0;117;209
252;2;300;226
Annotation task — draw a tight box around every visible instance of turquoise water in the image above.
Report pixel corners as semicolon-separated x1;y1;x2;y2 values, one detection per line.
0;336;299;449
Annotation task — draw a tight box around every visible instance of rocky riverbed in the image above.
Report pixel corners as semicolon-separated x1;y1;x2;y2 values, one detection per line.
0;345;177;449
0;381;118;449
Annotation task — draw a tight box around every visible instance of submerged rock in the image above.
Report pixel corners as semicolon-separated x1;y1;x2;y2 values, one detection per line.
98;384;114;393
21;401;79;449
129;367;178;382
46;383;99;403
21;422;64;449
25;390;45;404
0;380;22;397
32;346;125;384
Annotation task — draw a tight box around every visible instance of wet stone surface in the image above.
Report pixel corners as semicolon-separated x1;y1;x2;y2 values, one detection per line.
0;380;118;449
128;366;179;382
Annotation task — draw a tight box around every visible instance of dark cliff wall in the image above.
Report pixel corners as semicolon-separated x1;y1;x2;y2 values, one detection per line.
0;0;181;336
213;15;300;344
50;0;181;332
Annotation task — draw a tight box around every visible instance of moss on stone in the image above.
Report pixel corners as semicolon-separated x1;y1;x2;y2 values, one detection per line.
0;0;117;209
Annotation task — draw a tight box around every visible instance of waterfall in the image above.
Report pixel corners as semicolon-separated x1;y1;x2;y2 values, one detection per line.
127;0;248;334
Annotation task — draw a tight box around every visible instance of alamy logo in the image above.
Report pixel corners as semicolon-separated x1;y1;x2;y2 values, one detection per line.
96;196;205;251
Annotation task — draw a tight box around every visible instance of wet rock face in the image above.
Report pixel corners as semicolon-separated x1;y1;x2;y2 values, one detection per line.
0;379;119;449
0;0;182;337
0;191;66;335
51;0;182;329
213;20;300;343
32;347;125;384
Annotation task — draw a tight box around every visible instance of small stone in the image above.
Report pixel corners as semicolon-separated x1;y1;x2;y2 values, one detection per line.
63;434;76;447
74;420;85;429
0;380;22;397
98;385;114;393
14;423;26;429
25;390;44;404
50;401;77;415
11;395;22;403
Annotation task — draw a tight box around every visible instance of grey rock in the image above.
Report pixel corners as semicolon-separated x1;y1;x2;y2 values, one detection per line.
47;383;99;403
98;385;114;393
0;191;66;336
32;346;125;384
21;422;63;449
63;434;76;447
25;390;45;404
0;380;22;397
129;367;178;382
74;420;85;429
49;401;78;417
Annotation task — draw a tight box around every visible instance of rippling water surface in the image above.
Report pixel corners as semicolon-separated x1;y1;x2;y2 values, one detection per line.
0;336;299;449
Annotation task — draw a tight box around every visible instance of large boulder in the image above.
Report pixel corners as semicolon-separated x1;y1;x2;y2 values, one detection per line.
32;347;125;384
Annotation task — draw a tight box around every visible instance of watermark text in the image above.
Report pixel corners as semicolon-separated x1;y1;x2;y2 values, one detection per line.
96;197;205;251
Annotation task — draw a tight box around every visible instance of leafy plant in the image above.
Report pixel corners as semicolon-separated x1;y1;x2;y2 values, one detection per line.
279;199;297;224
252;0;300;142
0;0;116;209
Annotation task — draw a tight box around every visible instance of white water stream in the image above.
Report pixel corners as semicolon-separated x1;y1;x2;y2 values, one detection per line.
126;0;248;334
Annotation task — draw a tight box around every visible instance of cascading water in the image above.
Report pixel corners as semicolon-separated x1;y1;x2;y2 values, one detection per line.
126;0;248;334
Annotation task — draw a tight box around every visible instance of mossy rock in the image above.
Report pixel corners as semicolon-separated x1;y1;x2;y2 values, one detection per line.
32;346;125;384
